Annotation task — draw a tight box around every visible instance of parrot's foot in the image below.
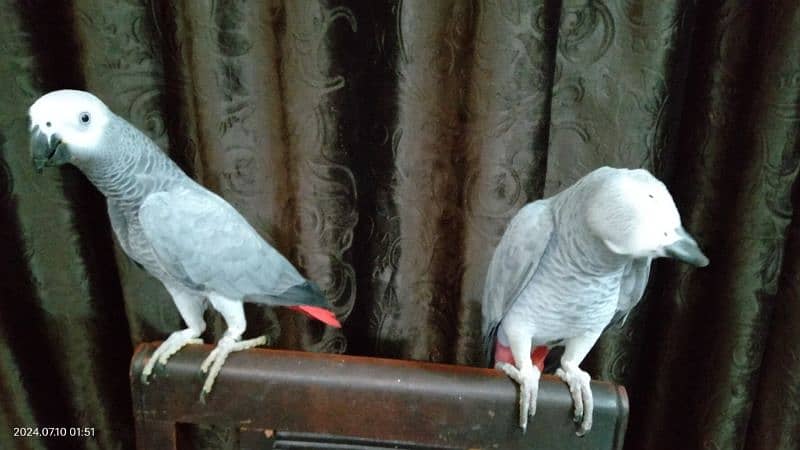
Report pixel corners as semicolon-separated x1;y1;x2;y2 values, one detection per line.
199;335;267;400
496;361;540;433
556;362;593;436
141;329;204;384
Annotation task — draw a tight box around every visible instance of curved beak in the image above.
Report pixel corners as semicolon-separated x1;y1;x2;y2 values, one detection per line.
30;125;69;173
664;227;709;267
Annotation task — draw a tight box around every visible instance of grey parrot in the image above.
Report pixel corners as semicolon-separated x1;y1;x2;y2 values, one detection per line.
29;90;341;397
482;167;708;435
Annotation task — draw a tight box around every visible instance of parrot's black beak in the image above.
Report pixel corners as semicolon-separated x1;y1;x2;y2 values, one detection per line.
30;125;69;173
664;227;709;267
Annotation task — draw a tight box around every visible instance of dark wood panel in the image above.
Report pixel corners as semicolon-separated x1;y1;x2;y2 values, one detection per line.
131;343;628;450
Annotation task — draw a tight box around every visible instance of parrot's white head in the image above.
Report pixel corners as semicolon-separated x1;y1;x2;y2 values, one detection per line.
29;89;112;171
586;167;709;266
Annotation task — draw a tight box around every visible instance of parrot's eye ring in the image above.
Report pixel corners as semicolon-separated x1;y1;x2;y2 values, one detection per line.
79;112;91;125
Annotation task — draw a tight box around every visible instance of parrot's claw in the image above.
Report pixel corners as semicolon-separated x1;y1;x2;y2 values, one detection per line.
556;363;593;436
496;361;540;433
141;329;204;384
199;335;267;398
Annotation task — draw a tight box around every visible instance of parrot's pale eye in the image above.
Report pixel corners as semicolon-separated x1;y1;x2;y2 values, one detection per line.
79;112;91;125
46;121;51;127
648;194;653;198
663;232;668;237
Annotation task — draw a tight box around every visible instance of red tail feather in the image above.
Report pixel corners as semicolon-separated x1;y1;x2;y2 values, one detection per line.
494;341;549;372
289;306;341;328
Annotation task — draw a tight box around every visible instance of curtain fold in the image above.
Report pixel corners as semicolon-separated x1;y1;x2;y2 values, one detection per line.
1;1;799;449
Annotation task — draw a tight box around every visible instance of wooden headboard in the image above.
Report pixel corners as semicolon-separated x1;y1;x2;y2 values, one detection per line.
130;343;628;449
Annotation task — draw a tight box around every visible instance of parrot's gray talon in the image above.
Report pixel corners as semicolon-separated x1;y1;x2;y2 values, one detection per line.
157;338;202;366
198;389;209;405
199;335;267;396
141;330;203;384
557;364;593;435
496;361;539;432
496;361;521;382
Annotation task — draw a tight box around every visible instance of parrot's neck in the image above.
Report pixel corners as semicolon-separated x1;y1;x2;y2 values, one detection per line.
557;222;628;275
74;122;185;203
552;182;629;275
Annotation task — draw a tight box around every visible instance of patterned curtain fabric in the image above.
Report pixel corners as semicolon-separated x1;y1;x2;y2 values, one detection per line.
1;1;798;449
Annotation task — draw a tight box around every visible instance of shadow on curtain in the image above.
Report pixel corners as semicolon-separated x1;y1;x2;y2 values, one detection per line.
1;0;798;449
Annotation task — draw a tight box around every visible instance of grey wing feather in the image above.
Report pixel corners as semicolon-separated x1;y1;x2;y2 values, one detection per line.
250;280;329;308
138;188;328;307
609;257;652;327
107;203;129;253
108;201;146;271
481;200;554;365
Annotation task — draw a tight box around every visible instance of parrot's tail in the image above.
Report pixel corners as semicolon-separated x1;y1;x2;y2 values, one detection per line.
494;341;549;372
483;324;500;367
289;305;342;328
252;281;341;327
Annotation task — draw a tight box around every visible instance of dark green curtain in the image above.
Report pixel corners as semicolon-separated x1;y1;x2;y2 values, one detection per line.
1;0;798;449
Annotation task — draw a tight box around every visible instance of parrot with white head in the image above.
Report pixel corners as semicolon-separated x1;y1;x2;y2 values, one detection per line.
482;166;708;435
29;89;341;397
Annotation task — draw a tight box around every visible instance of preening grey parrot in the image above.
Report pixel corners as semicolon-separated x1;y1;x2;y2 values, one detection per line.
29;90;341;397
482;167;708;435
